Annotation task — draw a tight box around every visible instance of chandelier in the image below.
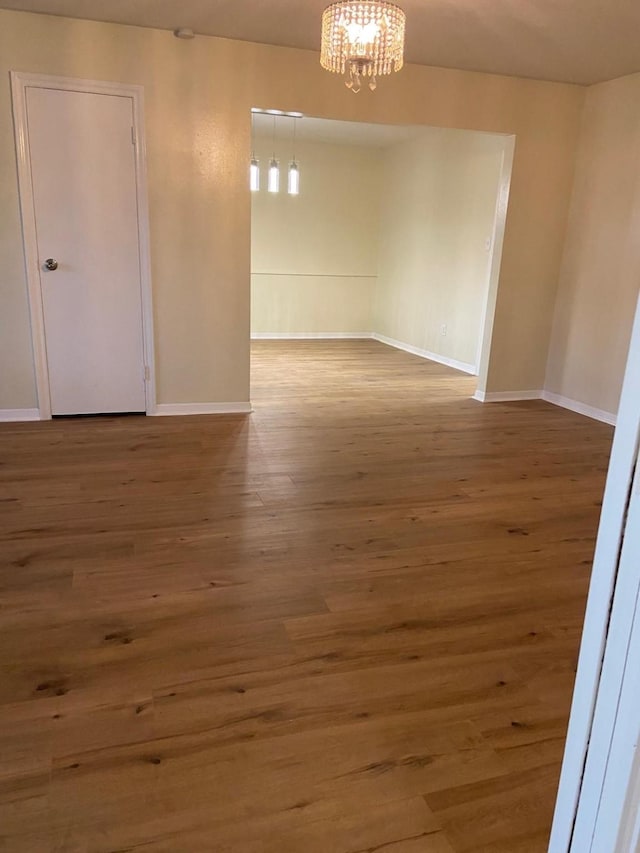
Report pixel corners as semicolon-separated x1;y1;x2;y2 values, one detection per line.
320;2;406;93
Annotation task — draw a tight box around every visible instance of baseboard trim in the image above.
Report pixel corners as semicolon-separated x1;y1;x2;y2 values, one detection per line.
473;390;542;403
251;331;477;376
541;391;617;426
251;332;374;340
372;333;477;376
248;336;617;426
151;403;252;416
472;389;617;425
0;408;41;422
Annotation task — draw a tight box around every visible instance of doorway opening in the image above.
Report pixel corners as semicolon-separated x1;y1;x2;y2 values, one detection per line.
249;111;514;402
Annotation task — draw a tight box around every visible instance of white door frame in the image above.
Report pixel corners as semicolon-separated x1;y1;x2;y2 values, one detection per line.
549;292;640;851
10;71;156;418
587;455;640;852
474;133;515;389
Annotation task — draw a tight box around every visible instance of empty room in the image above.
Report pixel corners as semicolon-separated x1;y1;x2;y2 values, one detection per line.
2;3;640;852
250;113;509;403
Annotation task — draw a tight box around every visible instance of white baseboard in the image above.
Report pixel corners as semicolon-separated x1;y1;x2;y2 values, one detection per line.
372;333;477;376
0;408;40;422
252;330;477;375
251;332;373;340
151;402;252;416
472;389;617;425
541;391;617;426
473;389;542;403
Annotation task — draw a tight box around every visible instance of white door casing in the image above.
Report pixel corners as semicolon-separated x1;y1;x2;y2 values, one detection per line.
587;455;640;851
28;87;143;415
550;292;640;851
11;72;156;418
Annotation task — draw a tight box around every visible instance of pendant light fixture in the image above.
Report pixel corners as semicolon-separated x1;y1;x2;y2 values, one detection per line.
268;115;280;193
250;108;303;195
268;158;280;193
288;117;300;196
249;114;260;192
320;2;406;93
250;157;260;192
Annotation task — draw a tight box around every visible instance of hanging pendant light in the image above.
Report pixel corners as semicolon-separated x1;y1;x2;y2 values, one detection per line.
288;116;300;196
320;2;406;93
268;115;280;193
250;157;260;192
288;162;300;195
249;113;260;191
268;158;280;193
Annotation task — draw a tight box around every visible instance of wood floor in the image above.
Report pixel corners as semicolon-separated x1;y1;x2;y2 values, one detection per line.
0;340;613;852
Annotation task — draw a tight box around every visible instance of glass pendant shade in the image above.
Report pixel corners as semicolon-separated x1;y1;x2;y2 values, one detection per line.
288;161;300;195
268;158;280;193
249;157;260;192
320;1;405;92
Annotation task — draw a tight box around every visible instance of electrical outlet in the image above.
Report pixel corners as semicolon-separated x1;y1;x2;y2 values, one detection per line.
440;324;447;336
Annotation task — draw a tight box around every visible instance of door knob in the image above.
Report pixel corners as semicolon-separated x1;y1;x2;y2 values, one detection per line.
44;258;58;271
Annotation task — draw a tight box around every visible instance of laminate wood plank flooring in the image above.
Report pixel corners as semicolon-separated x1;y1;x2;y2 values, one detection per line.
0;340;613;852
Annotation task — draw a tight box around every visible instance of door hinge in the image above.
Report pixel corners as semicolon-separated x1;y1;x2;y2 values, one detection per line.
144;365;150;381
131;126;136;146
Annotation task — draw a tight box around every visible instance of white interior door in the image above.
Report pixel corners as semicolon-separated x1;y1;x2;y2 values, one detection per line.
26;86;146;415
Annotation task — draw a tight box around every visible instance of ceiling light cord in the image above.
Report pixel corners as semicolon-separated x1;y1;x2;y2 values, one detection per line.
292;116;297;162
268;115;280;193
272;115;277;161
288;117;300;196
249;108;260;192
250;112;256;160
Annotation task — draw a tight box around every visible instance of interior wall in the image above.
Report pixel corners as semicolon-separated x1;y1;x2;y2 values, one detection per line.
251;126;505;367
374;128;506;371
0;9;584;411
251;137;380;334
545;72;640;417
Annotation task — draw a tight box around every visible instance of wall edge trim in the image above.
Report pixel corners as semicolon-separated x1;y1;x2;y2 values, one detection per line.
541;391;617;425
0;408;41;422
473;389;617;425
251;332;374;340
151;403;252;416
372;333;477;375
473;389;542;402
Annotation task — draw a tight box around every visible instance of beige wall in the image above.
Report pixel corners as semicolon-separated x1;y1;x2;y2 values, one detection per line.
251;128;505;359
374;128;506;370
545;73;640;416
251;137;380;334
251;275;375;335
0;9;583;409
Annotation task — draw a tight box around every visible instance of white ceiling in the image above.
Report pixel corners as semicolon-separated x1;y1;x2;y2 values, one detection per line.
252;114;422;148
1;0;639;85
